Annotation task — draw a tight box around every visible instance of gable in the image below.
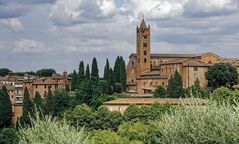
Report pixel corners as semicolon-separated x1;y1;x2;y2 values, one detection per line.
200;52;220;63
182;58;204;65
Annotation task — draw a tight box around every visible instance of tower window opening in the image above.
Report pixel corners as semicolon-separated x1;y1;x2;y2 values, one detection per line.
144;58;147;63
143;43;147;47
143;35;147;39
144;51;147;55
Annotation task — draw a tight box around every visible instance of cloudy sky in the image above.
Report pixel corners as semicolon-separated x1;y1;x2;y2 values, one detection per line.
0;0;239;75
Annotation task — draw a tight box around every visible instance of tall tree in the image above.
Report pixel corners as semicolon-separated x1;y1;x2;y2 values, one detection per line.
91;57;99;81
33;92;43;111
206;62;239;89
108;68;115;94
104;59;110;81
85;64;90;80
119;56;126;91
154;86;167;98
167;71;183;98
71;70;78;91
78;61;85;85
44;87;54;115
0;86;12;128
21;87;34;125
113;56;120;83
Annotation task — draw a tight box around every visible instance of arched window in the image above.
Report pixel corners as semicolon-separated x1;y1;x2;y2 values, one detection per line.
144;58;147;63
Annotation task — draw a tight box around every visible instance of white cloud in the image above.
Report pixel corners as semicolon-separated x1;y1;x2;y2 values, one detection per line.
0;18;24;32
49;0;116;26
12;39;47;54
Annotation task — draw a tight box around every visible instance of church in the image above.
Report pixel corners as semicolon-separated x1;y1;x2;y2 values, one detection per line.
126;19;239;94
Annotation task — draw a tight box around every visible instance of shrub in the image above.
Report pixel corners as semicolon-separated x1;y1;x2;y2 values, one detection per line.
0;128;18;144
155;102;239;144
90;130;125;144
153;86;167;98
18;112;88;144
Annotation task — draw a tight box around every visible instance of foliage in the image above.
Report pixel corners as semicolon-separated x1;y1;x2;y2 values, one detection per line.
20;87;34;125
0;68;12;77
44;87;54;115
210;87;239;104
91;57;99;81
18;112;89;144
71;70;78;91
123;103;171;122
103;59;110;82
184;79;210;99
118;121;160;144
0;128;18;144
155;102;239;144
167;71;183;98
206;62;239;89
113;56;126;92
98;80;108;94
52;90;71;117
85;64;90;80
78;61;85;85
36;68;56;77
153;86;167;98
33;92;44;112
0;86;12;128
90;130;125;144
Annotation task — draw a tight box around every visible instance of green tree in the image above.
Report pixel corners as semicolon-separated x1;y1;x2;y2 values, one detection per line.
44;87;54;115
85;64;90;80
91;130;124;144
0;128;18;144
52;90;71;116
71;70;78;91
98;80;108;94
21;87;34;125
78;61;85;85
206;62;239;89
33;92;43;111
0;86;12;128
108;68;115;94
114;56;120;83
36;68;56;77
104;59;110;81
0;68;12;77
153;86;167;98
91;57;99;81
167;71;183;98
64;104;95;130
119;56;126;92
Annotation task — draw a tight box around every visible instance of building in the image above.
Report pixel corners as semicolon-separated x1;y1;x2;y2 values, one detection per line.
126;19;239;94
104;98;208;113
22;72;71;99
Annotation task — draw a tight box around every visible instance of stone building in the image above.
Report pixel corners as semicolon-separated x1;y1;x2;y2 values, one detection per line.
126;19;239;94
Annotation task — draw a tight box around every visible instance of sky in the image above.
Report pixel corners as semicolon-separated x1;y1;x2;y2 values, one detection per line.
0;0;239;75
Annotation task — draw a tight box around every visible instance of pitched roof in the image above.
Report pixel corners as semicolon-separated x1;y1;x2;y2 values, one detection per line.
140;19;147;28
104;98;208;105
129;53;207;58
141;71;160;76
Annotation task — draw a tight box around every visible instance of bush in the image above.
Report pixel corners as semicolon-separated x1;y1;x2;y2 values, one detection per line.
155;102;239;144
90;130;125;144
0;128;18;144
18;112;88;144
211;87;239;104
153;86;167;98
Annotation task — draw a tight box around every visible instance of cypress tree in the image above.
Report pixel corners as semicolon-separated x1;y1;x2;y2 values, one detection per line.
71;70;78;91
113;56;120;83
91;57;99;81
78;61;85;85
167;71;183;98
103;59;110;81
85;64;90;80
0;86;12;128
21;87;34;125
108;68;115;94
119;56;126;91
44;87;54;115
33;91;43;111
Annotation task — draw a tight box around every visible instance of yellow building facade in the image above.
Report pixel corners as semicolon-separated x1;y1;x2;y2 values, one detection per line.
126;19;239;94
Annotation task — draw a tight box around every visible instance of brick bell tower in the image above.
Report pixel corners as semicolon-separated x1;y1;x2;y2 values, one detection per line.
136;19;151;77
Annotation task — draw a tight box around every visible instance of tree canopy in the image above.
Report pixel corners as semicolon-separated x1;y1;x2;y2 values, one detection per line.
0;68;12;77
206;62;239;89
0;86;12;128
36;69;56;77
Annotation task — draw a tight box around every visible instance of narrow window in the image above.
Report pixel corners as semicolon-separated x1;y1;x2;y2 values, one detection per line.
143;43;147;47
144;58;147;63
144;51;147;56
194;67;198;71
143;35;147;39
